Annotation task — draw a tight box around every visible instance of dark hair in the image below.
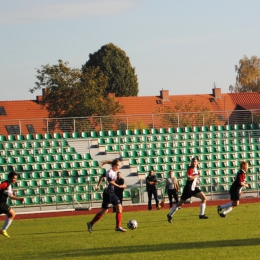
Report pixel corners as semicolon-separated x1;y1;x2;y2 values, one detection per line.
101;159;120;167
8;171;18;179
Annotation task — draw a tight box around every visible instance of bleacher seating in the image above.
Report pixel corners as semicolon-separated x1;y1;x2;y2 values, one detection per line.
0;124;260;208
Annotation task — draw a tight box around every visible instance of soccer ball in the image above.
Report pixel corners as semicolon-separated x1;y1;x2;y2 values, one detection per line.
127;220;138;230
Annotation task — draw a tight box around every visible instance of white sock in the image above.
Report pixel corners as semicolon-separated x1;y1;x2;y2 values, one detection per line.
200;203;206;215
2;218;12;231
221;202;233;209
223;207;233;215
169;205;179;216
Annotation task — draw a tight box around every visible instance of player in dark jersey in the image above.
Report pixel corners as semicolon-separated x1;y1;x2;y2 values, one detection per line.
217;161;249;217
87;159;127;233
166;157;208;223
0;171;25;238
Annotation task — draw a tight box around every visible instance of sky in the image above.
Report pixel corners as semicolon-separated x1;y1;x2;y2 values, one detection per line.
1;0;260;101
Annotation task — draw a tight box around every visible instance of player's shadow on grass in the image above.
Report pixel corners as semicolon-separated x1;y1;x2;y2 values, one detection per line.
38;238;260;258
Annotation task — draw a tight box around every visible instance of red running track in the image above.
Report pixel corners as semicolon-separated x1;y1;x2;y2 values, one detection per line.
1;197;260;220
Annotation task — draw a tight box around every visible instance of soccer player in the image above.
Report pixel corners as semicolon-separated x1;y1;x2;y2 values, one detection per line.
0;171;25;238
217;161;249;217
87;159;127;233
167;157;208;223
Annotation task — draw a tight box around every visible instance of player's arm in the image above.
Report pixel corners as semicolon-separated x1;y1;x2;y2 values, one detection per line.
96;173;106;191
109;180;126;189
239;174;248;188
96;176;104;191
10;194;24;202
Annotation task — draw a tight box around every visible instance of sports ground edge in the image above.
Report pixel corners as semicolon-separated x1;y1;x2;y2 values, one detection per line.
1;197;260;220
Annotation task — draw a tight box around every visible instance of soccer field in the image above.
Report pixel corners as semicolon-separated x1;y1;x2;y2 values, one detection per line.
2;203;260;260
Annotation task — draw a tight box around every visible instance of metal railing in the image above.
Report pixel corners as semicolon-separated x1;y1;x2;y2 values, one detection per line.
1;109;260;135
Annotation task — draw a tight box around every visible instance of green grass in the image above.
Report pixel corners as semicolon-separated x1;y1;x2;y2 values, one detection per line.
2;203;260;260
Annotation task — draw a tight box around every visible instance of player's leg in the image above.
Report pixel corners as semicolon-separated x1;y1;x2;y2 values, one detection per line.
218;191;239;217
195;191;208;219
0;205;15;238
113;194;126;232
173;189;179;204
167;198;185;223
87;192;109;233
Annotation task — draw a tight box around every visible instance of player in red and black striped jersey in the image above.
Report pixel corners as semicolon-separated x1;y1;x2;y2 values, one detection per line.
0;171;25;238
217;161;249;217
166;157;208;223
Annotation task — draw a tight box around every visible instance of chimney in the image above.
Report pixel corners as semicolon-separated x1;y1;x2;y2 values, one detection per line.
36;95;43;103
160;89;169;101
212;87;221;99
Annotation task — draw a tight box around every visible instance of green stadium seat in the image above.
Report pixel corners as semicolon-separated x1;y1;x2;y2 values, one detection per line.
21;172;31;180
83;153;92;160
81;131;90;138
142;129;150;135
125;129;133;136
8;134;16;141
0;135;7;141
80;169;88;177
44;133;52;140
39;179;49;186
70;132;79;138
116;129;125;136
42;171;51;179
53;132;62;139
43;195;55;204
63;132;72;139
27;188;38;196
31;171;41;179
26;134;34;140
75;194;84;202
90;131;98;138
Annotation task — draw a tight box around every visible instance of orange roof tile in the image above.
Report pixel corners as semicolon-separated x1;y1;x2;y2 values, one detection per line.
229;92;260;110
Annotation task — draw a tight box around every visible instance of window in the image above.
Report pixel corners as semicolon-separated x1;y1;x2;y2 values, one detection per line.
209;98;215;102
6;125;20;134
156;100;162;104
0;106;7;115
26;124;36;134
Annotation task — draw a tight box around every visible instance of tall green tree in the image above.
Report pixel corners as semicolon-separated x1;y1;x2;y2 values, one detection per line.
30;60;123;119
83;43;139;97
229;55;260;92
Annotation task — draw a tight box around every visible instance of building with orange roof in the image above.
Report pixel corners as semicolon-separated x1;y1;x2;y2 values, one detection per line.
0;88;260;136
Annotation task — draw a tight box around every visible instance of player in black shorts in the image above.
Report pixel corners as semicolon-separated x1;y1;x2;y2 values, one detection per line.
0;171;25;238
166;158;208;223
217;161;249;217
87;159;127;233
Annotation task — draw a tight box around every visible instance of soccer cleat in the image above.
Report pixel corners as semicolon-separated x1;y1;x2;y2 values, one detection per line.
199;215;209;219
217;206;222;215
115;227;127;232
87;222;92;233
178;207;182;210
157;205;161;210
220;213;226;218
0;230;10;238
167;214;172;223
